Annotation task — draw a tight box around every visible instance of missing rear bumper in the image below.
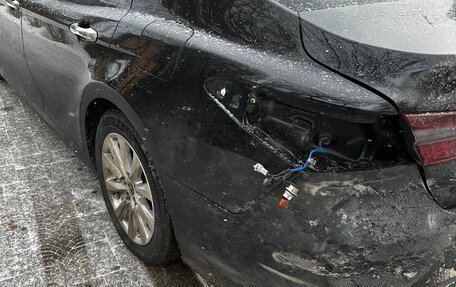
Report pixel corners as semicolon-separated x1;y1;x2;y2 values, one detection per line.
258;164;456;286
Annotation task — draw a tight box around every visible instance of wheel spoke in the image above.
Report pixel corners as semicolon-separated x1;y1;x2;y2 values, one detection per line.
128;206;138;239
103;153;122;179
137;199;155;229
129;153;142;182
135;183;152;201
114;199;129;221
137;214;149;245
105;178;127;193
117;136;130;173
107;137;127;178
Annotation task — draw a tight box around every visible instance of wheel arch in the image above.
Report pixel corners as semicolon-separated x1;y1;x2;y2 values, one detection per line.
80;81;149;170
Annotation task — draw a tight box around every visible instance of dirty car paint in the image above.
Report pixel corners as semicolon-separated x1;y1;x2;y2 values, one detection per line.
0;0;454;286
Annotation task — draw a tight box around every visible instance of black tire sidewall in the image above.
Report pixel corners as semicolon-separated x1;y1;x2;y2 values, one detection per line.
95;111;177;264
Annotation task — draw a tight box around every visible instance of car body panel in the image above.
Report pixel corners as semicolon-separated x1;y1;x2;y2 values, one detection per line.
0;0;44;109
112;0;402;213
79;80;151;160
166;0;396;111
299;0;456;209
136;20;193;80
0;0;454;286
112;11;193;81
423;161;456;209
275;0;399;12
21;0;132;146
162;164;456;286
299;0;456;112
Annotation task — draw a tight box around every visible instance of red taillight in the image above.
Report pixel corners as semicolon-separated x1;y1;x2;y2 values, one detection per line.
403;111;456;166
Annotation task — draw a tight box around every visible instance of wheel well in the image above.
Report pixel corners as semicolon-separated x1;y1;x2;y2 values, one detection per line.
85;98;118;168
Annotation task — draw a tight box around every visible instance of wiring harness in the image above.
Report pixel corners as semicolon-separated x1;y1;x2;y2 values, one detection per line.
254;144;326;184
253;144;326;208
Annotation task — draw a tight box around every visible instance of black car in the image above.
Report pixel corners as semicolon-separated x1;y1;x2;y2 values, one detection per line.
1;0;455;286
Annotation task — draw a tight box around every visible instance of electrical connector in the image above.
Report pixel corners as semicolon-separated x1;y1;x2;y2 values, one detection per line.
256;144;325;208
278;184;300;209
291;145;326;172
253;163;269;176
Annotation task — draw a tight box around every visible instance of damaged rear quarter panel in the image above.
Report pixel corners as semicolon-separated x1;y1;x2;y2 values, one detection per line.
270;165;456;286
164;164;456;286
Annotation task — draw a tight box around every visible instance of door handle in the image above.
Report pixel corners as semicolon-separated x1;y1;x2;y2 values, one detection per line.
5;0;20;10
69;23;98;43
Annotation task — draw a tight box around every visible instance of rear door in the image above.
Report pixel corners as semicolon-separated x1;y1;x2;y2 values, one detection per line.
21;0;131;144
0;0;44;109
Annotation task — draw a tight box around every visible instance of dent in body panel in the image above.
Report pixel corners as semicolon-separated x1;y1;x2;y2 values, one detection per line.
424;161;456;209
163;164;456;286
109;0;399;212
7;1;456;287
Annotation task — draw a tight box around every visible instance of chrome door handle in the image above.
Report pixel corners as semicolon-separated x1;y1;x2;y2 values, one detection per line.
5;0;20;10
69;23;97;43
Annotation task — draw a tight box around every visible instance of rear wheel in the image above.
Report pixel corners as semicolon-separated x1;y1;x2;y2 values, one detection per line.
95;110;179;264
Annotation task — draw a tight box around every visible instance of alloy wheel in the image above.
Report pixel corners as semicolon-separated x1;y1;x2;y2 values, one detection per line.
101;133;155;245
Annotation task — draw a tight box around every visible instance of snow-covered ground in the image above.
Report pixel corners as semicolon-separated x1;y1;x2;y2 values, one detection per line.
0;80;200;286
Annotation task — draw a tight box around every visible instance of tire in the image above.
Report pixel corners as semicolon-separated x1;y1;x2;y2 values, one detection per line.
95;109;179;265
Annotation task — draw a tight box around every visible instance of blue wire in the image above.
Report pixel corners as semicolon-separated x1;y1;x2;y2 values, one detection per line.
291;145;326;172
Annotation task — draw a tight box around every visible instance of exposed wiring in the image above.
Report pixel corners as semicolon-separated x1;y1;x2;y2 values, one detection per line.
253;143;327;208
290;144;326;172
254;143;327;186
